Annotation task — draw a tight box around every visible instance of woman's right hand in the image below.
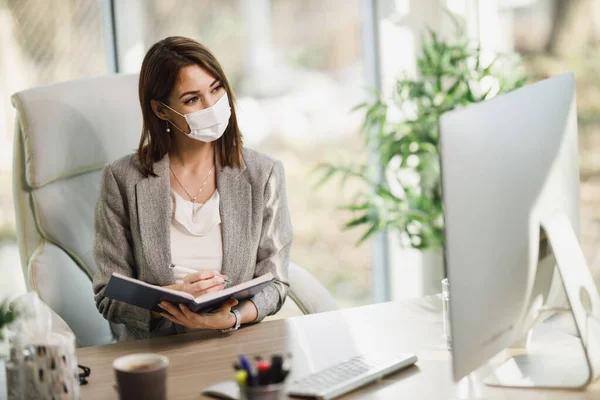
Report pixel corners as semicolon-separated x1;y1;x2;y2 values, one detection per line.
180;270;227;298
154;270;227;319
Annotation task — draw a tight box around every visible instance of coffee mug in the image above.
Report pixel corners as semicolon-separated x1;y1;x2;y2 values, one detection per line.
113;353;169;400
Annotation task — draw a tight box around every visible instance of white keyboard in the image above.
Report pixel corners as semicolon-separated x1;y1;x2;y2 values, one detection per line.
287;353;418;399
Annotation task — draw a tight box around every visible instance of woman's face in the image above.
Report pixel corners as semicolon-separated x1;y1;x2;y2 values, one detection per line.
155;64;226;133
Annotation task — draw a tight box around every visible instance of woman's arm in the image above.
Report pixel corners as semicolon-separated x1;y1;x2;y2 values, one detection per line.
92;164;172;334
248;160;293;322
238;300;258;323
158;298;257;330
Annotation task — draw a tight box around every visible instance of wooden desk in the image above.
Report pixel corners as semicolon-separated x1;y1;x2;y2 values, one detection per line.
77;297;600;399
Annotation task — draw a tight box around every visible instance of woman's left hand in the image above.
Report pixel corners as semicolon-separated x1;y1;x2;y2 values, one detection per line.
158;299;238;330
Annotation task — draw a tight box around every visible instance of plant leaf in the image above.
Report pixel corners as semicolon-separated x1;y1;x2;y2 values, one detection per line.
351;102;368;112
344;214;370;229
357;222;380;244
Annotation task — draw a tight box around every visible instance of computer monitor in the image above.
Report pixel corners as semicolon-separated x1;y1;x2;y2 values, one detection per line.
439;72;600;389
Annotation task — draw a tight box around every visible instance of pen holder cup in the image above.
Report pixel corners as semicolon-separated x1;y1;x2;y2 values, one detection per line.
239;382;286;400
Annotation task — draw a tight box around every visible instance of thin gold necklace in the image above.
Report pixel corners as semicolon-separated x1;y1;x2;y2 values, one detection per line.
169;164;214;222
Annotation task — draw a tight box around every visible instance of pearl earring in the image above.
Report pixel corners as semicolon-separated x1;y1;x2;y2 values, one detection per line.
166;121;171;133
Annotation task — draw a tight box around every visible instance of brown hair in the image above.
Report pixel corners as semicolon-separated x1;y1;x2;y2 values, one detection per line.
137;36;243;176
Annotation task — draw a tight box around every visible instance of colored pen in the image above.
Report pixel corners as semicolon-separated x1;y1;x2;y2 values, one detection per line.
235;369;248;386
238;354;257;386
256;360;271;385
270;355;284;384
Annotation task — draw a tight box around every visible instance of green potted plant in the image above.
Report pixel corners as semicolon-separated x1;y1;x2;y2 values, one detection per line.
0;300;18;358
318;28;527;296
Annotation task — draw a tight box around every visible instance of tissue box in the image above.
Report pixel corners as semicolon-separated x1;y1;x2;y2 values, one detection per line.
6;294;80;399
7;331;80;400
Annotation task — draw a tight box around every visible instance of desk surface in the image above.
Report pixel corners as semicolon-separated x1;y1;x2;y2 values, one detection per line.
78;297;600;399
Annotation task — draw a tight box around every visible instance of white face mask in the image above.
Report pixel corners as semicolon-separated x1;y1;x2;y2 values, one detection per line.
161;93;231;142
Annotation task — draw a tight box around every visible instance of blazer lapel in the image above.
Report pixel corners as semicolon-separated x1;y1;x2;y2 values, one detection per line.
217;156;252;284
136;155;174;286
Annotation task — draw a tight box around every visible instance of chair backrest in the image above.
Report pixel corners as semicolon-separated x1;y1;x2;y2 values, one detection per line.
11;74;142;346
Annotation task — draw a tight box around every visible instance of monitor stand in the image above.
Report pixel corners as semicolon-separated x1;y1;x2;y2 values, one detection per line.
484;213;600;389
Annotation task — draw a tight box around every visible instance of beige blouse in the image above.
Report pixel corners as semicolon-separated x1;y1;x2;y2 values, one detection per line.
169;189;223;285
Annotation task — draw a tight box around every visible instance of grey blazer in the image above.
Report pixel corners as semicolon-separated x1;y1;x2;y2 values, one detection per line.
92;148;293;341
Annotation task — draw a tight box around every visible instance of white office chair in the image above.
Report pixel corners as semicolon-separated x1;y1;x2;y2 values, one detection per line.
11;74;337;347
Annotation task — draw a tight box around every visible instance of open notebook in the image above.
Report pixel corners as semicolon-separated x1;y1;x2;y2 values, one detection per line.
104;272;274;313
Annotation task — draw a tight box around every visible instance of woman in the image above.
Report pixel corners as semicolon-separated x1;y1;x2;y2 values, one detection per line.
92;36;292;341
